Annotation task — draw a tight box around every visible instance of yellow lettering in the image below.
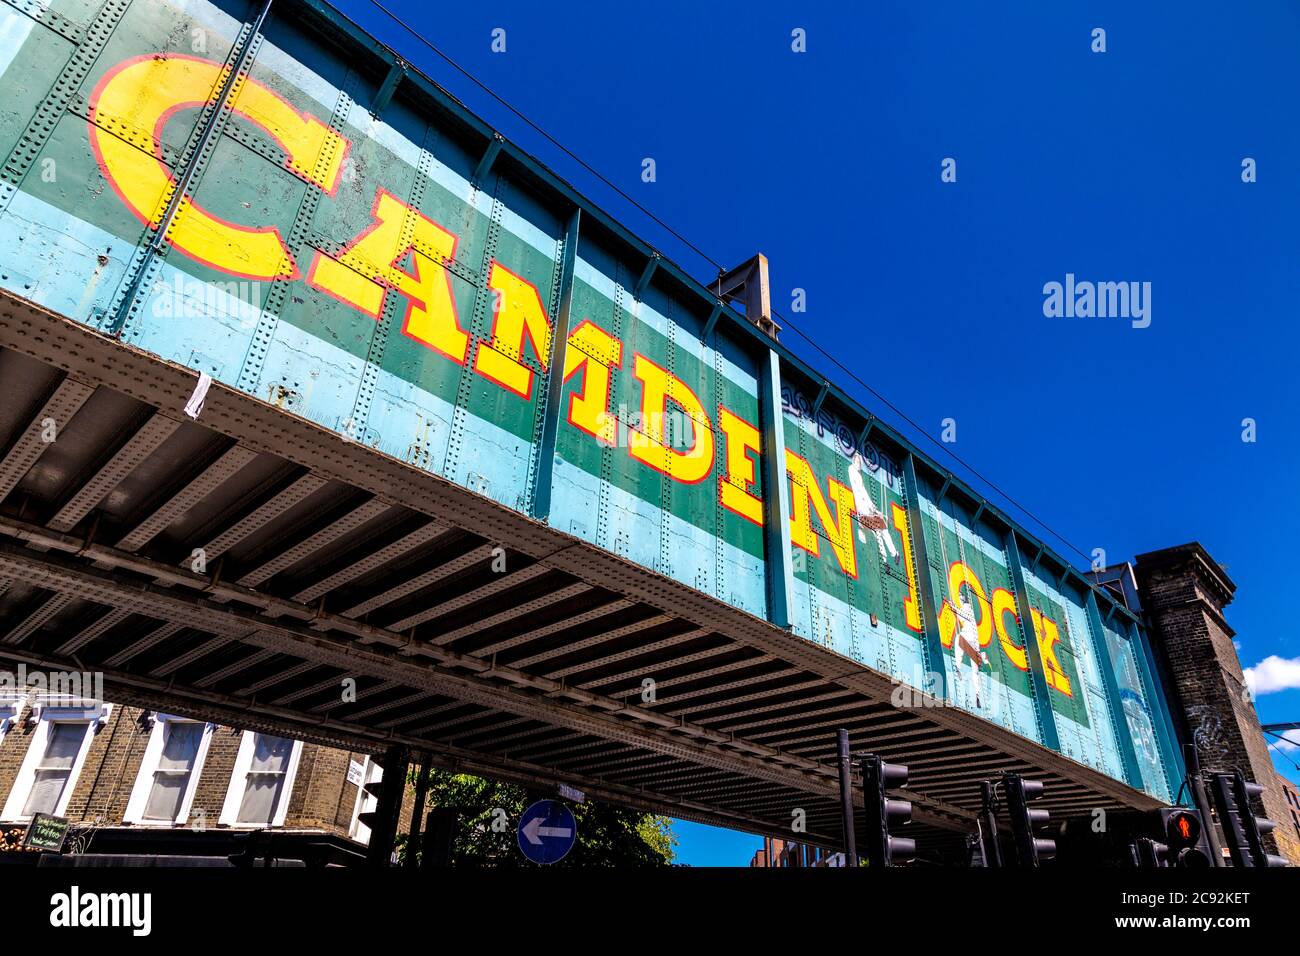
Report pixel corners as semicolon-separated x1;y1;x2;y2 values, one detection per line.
787;450;857;578
474;261;551;398
1030;609;1074;697
992;587;1028;671
628;355;714;484
937;562;993;648
891;502;921;631
90;54;347;281
307;189;467;362
563;320;622;445
718;407;763;525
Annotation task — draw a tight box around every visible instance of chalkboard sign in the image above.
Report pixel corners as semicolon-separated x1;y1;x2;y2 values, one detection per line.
23;813;69;852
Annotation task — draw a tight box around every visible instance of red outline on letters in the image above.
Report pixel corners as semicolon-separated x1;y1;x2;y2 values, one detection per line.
88;54;354;282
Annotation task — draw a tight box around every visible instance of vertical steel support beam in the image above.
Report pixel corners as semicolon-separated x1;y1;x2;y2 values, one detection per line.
1084;590;1143;789
530;207;581;522
1004;531;1061;752
402;758;431;868
759;350;794;629
978;780;1003;867
108;0;274;335
472;133;503;186
420;809;458;869
634;253;660;300
702;300;724;338
1127;615;1185;798
371;57;407;116
836;728;858;867
901;454;948;699
810;381;830;417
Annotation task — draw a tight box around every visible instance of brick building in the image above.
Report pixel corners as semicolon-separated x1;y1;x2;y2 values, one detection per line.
1132;542;1300;866
1279;778;1300;850
0;693;409;863
749;836;838;867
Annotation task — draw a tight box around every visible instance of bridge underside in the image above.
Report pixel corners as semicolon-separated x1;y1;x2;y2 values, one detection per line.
0;292;1161;856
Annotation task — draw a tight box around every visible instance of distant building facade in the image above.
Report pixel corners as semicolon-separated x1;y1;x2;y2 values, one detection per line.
0;693;406;862
1280;778;1300;849
1129;543;1300;866
748;836;838;867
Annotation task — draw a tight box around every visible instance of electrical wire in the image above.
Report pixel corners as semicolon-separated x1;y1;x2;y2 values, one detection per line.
1264;729;1300;773
771;307;1093;563
366;0;724;274
1266;740;1300;773
366;0;1103;566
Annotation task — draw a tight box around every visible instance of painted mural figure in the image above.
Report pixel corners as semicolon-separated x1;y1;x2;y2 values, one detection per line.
952;596;990;708
1122;690;1162;772
848;453;899;566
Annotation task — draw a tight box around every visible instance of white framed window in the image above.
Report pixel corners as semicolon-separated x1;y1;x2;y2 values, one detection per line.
123;715;214;826
1;703;110;822
0;693;24;745
218;732;302;827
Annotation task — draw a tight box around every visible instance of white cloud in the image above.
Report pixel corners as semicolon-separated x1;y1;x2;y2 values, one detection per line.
1244;655;1300;696
1268;729;1300;753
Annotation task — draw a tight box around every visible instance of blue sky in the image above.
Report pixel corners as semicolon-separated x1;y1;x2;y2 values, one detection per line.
332;0;1300;864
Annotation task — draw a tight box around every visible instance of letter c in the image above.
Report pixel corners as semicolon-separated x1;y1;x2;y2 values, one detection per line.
89;55;349;281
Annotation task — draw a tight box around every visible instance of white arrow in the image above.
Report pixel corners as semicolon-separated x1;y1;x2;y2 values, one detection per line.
522;816;573;845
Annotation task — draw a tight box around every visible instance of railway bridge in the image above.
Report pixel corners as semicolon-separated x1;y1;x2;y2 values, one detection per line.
0;0;1181;856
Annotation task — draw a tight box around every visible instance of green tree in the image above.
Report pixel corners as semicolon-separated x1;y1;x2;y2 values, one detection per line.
399;769;676;867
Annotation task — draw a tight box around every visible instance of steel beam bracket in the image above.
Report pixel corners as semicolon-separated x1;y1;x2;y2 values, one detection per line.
711;254;779;339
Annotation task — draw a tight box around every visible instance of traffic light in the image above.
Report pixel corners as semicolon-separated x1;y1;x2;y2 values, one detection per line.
1210;771;1288;868
1158;808;1211;868
1135;810;1210;868
976;780;1003;868
420;808;459;869
861;754;914;867
1134;836;1168;868
357;744;410;867
1003;773;1055;867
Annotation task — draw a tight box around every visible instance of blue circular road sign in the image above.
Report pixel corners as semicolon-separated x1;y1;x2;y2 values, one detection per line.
517;799;577;865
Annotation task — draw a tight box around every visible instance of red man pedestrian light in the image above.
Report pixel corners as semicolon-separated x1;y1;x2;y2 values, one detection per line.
1155;808;1210;868
1168;810;1197;845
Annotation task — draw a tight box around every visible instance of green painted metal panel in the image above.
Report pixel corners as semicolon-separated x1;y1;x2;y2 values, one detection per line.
780;385;926;681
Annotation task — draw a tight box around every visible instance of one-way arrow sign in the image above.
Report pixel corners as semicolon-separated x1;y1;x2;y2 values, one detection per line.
517;799;577;865
522;817;573;844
